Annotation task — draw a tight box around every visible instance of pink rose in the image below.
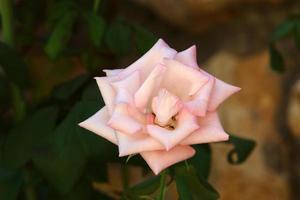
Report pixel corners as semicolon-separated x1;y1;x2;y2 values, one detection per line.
79;39;240;175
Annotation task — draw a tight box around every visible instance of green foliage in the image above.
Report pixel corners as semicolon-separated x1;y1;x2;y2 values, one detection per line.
190;144;211;179
174;165;219;200
44;11;78;59
0;106;59;169
269;17;300;73
105;20;132;56
84;11;106;47
227;134;256;164
269;44;285;73
52;74;89;100
0;167;23;200
0;42;28;88
134;26;157;54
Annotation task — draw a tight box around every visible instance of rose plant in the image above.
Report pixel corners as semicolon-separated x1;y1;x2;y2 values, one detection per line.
79;39;241;175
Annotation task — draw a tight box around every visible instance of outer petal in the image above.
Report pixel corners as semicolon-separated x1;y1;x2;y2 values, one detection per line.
141;146;195;175
161;59;208;99
111;70;140;96
185;77;215;116
103;69;123;76
78;107;117;145
108;103;142;135
119;39;177;82
181;112;229;145
147;109;199;150
116;131;164;156
199;69;240;111
95;76;119;114
134;64;166;110
174;45;198;69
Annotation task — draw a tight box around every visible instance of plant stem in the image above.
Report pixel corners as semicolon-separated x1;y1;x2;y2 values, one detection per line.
11;83;26;123
93;0;101;13
157;170;167;200
0;0;14;46
24;169;37;200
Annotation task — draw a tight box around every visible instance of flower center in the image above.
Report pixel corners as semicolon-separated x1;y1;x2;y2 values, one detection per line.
151;88;182;127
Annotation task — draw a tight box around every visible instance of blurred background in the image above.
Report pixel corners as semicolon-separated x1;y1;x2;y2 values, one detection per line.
0;0;300;199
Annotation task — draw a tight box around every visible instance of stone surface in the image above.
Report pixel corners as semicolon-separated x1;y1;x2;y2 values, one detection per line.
133;0;283;32
205;51;290;200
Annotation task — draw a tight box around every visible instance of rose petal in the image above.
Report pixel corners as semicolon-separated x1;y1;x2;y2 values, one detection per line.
147;109;199;150
119;39;177;81
116;131;164;157
175;45;198;69
103;69;123;76
161;59;208;99
185;77;215;116
111;70;140;95
78;107;117;145
95;76;119;114
181;111;229;145
108;103;142;135
141;145;195;175
200;69;240;111
134;64;166;110
152;88;182;126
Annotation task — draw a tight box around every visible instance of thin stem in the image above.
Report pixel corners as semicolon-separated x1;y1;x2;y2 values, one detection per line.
0;0;14;46
24;169;37;200
11;83;26;123
93;0;101;13
157;170;167;200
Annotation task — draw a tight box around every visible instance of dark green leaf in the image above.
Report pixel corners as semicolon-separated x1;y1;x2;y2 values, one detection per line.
227;134;256;164
269;44;285;73
0;167;23;200
44;11;78;59
0;42;28;88
105;21;132;56
271;19;295;42
84;11;106;47
174;165;219;200
294;21;300;49
33;101;115;193
52;74;88;100
129;175;160;196
48;0;77;23
0;107;59;169
190;144;211;179
81;81;102;102
134;26;157;54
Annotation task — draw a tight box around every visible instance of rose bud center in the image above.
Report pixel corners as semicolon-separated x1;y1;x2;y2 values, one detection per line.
151;88;182;128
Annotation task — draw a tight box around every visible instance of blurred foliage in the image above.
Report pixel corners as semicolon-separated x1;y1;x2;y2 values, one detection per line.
0;0;255;199
269;15;300;73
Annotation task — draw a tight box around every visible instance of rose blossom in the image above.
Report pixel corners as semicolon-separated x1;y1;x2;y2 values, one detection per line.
79;39;240;175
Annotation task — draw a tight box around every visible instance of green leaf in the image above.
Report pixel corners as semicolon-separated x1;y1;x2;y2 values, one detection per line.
294;21;300;49
44;11;78;60
271;19;295;42
123;175;160;199
84;11;106;47
227;134;256;164
0;167;23;200
134;26;157;54
52;74;88;101
48;0;77;23
190;144;211;179
174;165;219;200
0;107;59;169
269;44;285;73
105;20;132;56
33;101;115;193
0;42;28;88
